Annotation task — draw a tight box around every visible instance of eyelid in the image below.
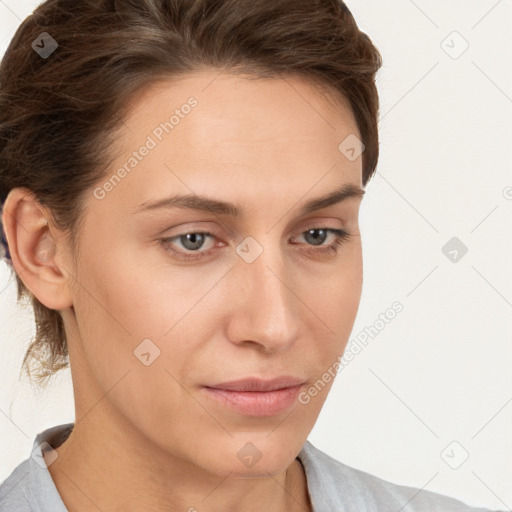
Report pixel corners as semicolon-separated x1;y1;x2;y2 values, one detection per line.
159;225;351;262
161;222;344;246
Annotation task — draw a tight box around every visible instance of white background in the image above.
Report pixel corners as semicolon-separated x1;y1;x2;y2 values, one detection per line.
1;1;511;510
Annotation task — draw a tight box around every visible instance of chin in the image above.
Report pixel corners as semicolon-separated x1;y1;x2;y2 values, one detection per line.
194;431;305;478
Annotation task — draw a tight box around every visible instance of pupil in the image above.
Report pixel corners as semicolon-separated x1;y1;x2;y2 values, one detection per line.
305;229;326;246
182;233;204;250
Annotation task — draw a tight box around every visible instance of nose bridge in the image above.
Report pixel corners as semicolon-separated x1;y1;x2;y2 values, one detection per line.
228;235;299;349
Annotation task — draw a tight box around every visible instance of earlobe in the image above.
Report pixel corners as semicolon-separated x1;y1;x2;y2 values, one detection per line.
1;188;73;311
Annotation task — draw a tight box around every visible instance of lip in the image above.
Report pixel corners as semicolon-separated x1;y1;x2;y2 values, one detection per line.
207;376;305;392
202;376;305;416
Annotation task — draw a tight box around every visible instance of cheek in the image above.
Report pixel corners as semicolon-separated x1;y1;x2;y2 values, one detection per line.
71;249;231;406
303;244;362;326
70;255;208;447
84;247;214;338
301;248;363;375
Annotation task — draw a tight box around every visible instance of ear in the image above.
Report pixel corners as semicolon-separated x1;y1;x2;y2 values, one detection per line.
1;187;74;311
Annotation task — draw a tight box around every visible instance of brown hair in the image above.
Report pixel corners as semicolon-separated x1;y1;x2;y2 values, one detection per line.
0;0;382;386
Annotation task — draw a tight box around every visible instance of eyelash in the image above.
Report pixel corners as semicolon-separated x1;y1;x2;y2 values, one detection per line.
159;228;351;262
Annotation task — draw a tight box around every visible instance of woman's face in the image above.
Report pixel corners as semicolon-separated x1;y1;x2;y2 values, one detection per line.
62;70;364;476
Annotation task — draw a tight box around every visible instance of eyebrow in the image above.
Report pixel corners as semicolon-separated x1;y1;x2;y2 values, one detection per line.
133;183;365;217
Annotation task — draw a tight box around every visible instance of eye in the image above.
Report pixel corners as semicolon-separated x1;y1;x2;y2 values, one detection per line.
295;228;347;247
292;228;351;258
160;231;217;261
159;227;351;262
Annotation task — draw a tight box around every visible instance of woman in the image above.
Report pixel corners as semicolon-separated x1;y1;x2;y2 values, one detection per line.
0;1;504;510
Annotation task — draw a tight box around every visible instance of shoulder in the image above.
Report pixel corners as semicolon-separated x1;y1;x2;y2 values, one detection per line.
298;441;502;512
0;422;73;512
0;458;32;510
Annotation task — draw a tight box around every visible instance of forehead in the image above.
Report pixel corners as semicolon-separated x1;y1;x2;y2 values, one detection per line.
95;71;363;218
120;70;359;149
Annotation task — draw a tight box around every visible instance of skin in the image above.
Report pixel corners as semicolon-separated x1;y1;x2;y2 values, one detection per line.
2;70;365;512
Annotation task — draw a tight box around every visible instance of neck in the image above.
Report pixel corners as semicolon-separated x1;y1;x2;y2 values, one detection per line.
46;411;311;512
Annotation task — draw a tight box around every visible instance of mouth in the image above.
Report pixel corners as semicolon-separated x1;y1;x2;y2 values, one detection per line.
201;376;306;417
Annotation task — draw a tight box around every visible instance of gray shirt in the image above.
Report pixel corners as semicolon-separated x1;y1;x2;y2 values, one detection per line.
0;423;504;511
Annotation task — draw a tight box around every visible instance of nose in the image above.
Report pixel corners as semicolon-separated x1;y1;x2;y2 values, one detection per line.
224;240;300;354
